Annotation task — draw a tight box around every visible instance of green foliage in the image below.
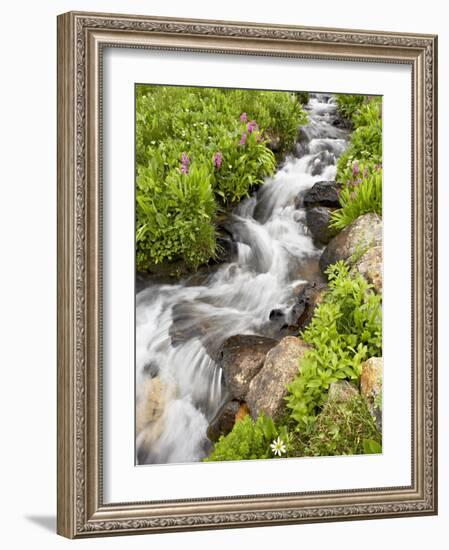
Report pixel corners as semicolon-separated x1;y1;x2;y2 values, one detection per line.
136;164;216;269
330;167;382;231
285;261;382;430
336;94;366;122
205;261;382;463
336;97;382;182
304;395;382;456
295;91;310;106
205;414;290;462
136;85;307;270
363;438;382;454
330;96;383;231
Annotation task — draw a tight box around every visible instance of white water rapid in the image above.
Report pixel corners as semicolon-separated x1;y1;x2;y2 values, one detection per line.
135;93;349;465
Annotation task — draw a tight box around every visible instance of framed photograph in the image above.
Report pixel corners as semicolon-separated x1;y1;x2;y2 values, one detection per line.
57;11;438;538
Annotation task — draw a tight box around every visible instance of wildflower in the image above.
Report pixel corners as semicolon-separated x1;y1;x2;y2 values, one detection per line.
352;161;359;177
239;132;247;146
240;112;247;122
270;437;286;457
181;152;190;174
375;163;382;171
247;120;258;133
213;151;222;169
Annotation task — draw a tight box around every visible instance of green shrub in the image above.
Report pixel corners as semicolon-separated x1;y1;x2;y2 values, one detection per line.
330;166;382;231
336;94;366;122
136;85;307;270
136;163;217;270
304;394;382;456
285;261;382;429
205;414;290;462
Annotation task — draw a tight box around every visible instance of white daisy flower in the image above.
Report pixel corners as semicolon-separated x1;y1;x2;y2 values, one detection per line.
270;437;286;457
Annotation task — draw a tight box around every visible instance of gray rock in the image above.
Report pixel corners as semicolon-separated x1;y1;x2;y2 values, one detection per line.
306;206;338;245
246;336;309;421
308;151;336;177
289;282;327;332
328;381;359;403
218;335;279;400
360;357;383;432
319;213;382;274
303;181;341;208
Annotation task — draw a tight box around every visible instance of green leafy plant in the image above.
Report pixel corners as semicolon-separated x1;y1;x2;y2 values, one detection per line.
205;414;290;462
136;85;307;270
304;394;382;456
285;261;382;430
363;438;382;454
329;97;383;231
136;164;217;269
336;97;382;182
336;94;366;122
330;167;382;231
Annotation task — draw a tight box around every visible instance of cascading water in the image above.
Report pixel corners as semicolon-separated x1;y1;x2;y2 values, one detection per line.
136;93;350;465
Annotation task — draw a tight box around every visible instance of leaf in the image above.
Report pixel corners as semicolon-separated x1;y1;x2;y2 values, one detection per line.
363;439;382;454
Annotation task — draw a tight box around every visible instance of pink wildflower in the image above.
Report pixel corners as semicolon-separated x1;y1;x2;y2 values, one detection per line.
247;120;258;133
181;152;190;174
213;151;222;169
240;112;247;122
239;132;247;146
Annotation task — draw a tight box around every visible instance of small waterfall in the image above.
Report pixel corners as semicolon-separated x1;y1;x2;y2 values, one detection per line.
135;93;350;464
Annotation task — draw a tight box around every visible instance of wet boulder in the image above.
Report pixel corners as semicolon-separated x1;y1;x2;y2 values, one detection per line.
303;180;341;208
246;336;309;421
289;282;327;332
306;206;338;245
319;213;382;275
218;335;279;400
142;360;159;378
332;116;352;130
214;233;238;264
207;400;241;442
308;151;336;176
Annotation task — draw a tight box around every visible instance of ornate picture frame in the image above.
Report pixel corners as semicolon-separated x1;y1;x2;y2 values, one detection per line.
57;11;438;538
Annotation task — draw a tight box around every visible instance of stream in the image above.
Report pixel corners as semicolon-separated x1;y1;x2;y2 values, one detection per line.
135;93;350;465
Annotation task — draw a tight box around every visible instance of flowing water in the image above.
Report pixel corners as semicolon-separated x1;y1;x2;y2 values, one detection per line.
135;93;349;465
